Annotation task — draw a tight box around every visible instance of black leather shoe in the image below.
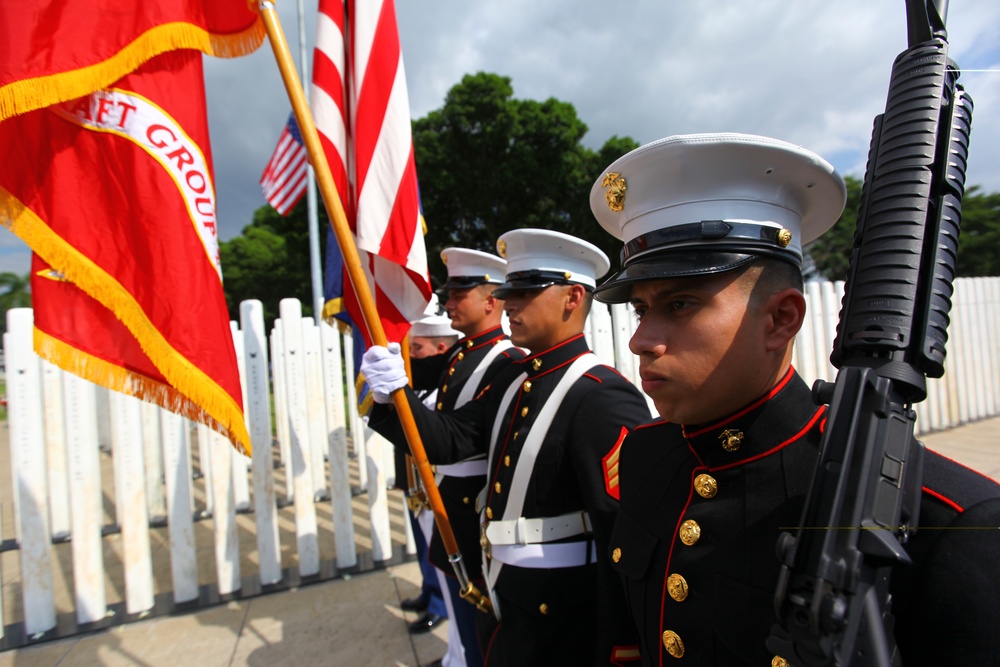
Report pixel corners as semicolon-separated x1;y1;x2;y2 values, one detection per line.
400;595;429;612
408;612;445;634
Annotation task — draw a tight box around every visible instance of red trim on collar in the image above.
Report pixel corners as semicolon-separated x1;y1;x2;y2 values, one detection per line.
922;486;964;513
707;405;826;473
521;332;585;363
683;366;796;439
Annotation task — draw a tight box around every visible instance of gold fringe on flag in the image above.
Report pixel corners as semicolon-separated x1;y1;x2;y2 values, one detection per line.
2;188;252;455
0;19;266;122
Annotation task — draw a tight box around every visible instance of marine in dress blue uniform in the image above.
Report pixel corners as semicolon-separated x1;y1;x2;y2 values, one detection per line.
589;134;1000;666
364;230;653;666
411;248;524;667
396;308;459;636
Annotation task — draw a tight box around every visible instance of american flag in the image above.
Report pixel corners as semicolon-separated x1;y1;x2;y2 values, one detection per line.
259;113;308;216
313;0;431;345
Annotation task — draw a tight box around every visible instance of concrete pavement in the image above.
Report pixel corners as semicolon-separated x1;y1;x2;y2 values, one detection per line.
2;416;999;666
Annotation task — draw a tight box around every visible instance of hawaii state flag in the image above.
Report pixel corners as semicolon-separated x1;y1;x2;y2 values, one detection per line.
0;3;263;454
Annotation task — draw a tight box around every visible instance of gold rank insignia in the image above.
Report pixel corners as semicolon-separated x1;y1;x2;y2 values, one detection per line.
602;172;627;212
601;426;629;500
440;251;448;264
497;239;507;258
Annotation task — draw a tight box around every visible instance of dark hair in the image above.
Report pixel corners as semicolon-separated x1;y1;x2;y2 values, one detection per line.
744;257;804;305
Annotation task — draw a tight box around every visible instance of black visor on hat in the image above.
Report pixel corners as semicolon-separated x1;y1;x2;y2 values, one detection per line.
441;275;492;290
594;249;791;304
493;269;586;300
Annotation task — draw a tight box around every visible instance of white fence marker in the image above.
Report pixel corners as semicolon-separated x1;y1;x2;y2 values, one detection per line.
160;409;199;603
7;309;56;634
41;361;70;540
241;300;282;586
279;299;320;576
320;319;357;569
304;318;330;499
209;426;240;596
63;374;106;624
109;392;154;615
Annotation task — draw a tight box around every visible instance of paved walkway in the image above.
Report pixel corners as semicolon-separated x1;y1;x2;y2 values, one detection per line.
2;416;999;666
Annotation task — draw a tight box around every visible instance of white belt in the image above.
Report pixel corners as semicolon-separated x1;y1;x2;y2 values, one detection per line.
485;512;592;546
435;460;488;478
490;541;597;569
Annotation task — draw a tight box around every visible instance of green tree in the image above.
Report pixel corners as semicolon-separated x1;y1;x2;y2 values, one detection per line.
412;72;638;284
954;186;1000;277
220;199;323;326
0;271;31;335
806;178;1000;281
804;175;862;281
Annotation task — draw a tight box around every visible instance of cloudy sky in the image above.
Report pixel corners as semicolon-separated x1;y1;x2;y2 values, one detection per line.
3;0;999;278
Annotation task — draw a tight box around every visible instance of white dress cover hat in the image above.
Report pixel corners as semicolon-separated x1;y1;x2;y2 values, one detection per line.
492;228;611;299
440;247;507;290
590;133;846;303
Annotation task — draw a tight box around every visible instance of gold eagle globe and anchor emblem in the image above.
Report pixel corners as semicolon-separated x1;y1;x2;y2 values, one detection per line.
718;428;744;452
602;172;627;212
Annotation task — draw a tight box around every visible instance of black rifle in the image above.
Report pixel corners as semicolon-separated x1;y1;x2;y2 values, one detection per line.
767;1;972;665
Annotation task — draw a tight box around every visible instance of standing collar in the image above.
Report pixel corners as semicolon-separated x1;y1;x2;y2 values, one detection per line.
517;333;591;378
447;324;508;357
681;368;824;469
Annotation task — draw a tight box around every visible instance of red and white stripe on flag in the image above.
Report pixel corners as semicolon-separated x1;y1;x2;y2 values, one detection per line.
259;113;308;215
312;0;431;345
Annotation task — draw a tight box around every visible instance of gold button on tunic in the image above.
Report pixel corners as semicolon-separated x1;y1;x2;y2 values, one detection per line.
662;630;685;658
679;519;701;546
694;473;718;499
666;573;688;602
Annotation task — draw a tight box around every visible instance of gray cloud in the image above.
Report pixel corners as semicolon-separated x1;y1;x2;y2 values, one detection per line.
3;0;998;278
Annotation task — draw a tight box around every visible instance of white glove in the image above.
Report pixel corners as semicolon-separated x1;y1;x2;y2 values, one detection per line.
361;342;408;404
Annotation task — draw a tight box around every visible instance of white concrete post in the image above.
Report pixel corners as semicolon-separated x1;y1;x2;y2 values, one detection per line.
6;309;56;634
209;426;241;595
160;409;199;603
40;360;70;540
109;391;154;614
196;422;215;517
140;400;166;524
271;323;293;489
241;300;282;586
279;299;320;576
321;320;356;568
229;322;251;512
63;373;107;624
365;427;392;562
343;330;367;490
303;318;330;499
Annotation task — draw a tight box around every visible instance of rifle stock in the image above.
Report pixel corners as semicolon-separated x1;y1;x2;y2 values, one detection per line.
767;1;972;664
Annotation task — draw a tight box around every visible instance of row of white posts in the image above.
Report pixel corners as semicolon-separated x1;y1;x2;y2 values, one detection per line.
3;277;999;643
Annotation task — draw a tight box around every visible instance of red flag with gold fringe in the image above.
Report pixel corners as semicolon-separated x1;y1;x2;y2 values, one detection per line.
0;4;260;453
0;0;263;121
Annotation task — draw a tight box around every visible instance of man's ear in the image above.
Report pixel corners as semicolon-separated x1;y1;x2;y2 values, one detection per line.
764;288;806;352
564;284;587;312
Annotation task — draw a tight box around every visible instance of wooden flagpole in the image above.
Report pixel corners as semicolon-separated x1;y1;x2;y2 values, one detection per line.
256;2;491;611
